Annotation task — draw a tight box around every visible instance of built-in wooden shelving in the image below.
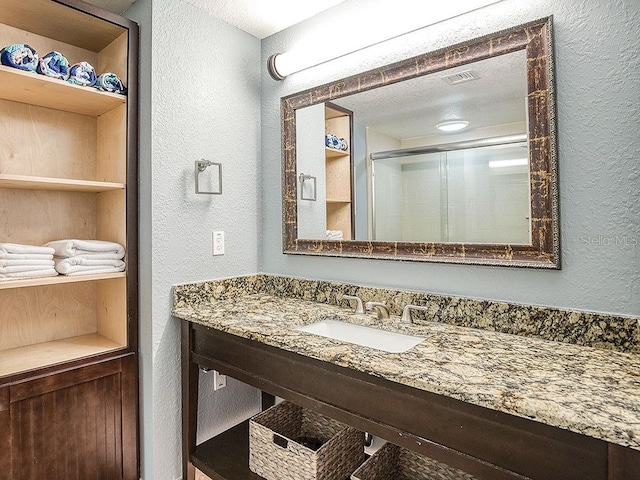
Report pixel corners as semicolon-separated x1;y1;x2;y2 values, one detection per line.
0;65;125;116
0;0;134;382
0;0;138;474
0;271;125;290
0;333;124;378
325;146;350;158
0;174;125;192
325;104;354;240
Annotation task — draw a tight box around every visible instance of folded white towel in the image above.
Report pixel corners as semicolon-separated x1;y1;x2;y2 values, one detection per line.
55;257;125;269
45;239;125;259
59;252;124;261
0;264;58;274
0;252;55;261
54;265;125;276
54;258;125;276
0;268;58;281
326;230;344;240
0;259;55;267
0;243;55;256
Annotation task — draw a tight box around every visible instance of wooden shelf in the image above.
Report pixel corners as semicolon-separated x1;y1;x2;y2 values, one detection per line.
0;174;125;192
325;147;350;158
0;333;124;378
0;0;125;52
0;272;126;290
0;65;125;116
192;420;264;480
324;103;353;241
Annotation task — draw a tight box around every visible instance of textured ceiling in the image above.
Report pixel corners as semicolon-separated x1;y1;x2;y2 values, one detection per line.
180;0;348;38
87;0;348;38
331;50;528;141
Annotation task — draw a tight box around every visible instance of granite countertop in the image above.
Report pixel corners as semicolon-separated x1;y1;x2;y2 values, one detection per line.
172;293;640;451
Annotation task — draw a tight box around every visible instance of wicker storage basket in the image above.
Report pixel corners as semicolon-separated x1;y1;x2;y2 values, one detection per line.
249;401;364;480
351;443;478;480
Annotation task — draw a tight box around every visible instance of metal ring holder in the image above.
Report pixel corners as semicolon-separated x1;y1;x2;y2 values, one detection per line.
299;173;316;201
195;159;222;195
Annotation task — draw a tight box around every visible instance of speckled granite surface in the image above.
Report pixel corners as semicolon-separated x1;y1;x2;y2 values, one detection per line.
173;274;640;354
172;275;640;451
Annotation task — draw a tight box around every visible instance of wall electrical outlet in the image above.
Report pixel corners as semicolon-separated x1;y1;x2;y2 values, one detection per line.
212;231;225;255
213;370;227;390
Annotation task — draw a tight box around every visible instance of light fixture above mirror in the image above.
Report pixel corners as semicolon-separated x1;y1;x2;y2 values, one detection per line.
280;17;560;268
267;0;504;80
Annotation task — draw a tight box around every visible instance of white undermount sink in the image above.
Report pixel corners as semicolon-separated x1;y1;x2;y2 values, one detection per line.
296;319;425;353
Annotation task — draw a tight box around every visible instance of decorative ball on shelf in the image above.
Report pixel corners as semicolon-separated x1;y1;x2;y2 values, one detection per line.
325;133;334;147
37;51;70;80
95;72;127;95
325;133;341;149
67;61;97;87
0;43;38;71
339;138;348;151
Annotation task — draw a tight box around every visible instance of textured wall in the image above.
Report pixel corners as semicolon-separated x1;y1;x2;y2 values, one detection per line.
296;103;327;238
260;0;640;316
126;0;262;478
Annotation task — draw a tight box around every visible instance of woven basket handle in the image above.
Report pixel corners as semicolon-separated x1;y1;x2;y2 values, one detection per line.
272;433;289;449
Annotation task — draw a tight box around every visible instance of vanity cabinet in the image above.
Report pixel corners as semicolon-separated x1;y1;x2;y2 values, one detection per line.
0;0;138;477
182;321;640;480
324;103;353;240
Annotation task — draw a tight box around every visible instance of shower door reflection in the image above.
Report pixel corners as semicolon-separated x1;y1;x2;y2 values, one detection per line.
371;142;531;244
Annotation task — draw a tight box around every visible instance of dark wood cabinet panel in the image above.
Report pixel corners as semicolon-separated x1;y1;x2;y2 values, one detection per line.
608;443;640;479
7;357;136;480
0;388;11;477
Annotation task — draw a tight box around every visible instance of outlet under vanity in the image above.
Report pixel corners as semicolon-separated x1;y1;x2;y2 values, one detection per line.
174;274;640;480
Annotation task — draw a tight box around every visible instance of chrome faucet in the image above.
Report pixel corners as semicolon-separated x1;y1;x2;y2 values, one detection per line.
401;305;428;324
365;301;390;319
342;294;365;314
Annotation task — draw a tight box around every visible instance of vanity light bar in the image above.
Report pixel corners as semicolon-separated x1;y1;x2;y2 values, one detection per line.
267;0;504;80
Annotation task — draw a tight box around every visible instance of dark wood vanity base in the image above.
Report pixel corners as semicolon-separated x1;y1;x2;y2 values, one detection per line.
181;321;640;480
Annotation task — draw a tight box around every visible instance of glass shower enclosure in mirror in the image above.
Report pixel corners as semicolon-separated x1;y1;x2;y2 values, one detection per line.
371;139;531;244
282;17;559;268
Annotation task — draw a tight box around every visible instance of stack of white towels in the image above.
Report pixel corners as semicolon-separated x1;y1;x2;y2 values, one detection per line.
45;239;125;276
0;243;58;281
326;230;344;240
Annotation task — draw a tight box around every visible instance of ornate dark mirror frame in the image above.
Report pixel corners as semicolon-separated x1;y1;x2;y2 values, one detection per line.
281;17;559;268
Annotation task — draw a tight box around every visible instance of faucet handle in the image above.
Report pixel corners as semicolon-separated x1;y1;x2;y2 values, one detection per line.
365;301;390;319
401;305;428;324
342;294;365;314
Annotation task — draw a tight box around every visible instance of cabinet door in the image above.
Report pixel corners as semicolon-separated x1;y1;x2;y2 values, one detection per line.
1;387;10;478
8;356;137;480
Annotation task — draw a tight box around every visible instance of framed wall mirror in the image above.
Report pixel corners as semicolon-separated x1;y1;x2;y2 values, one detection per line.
281;17;559;268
